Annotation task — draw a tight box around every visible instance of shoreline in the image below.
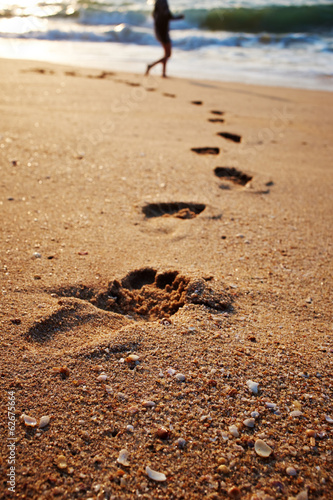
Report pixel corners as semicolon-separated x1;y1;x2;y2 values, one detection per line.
1;57;332;499
1;38;333;93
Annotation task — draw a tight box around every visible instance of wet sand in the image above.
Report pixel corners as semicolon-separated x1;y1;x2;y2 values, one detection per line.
0;58;332;499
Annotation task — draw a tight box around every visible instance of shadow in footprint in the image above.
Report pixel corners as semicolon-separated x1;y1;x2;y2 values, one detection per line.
214;167;252;186
191;147;219;155
25;301;115;343
191;101;203;105
142;202;206;219
209;118;225;123
211;110;224;115
218;132;242;143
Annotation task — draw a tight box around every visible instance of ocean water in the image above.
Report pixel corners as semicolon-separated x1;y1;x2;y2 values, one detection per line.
0;0;333;90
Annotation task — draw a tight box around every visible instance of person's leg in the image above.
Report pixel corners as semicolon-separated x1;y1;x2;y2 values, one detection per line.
145;42;172;77
162;43;171;77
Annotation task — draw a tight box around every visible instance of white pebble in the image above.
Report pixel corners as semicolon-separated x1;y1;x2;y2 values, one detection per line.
33;252;42;259
266;402;277;409
167;368;176;376
97;374;108;382
255;439;272;457
126;425;134;433
246;380;259;394
251;411;260;418
325;415;333;424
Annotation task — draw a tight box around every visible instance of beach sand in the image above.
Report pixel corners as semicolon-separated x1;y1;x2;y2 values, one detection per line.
0;58;332;499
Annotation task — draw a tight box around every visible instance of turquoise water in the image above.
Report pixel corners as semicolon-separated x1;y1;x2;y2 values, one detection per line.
1;1;332;90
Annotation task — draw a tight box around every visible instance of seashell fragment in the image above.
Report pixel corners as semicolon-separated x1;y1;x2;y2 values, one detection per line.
325;415;333;424
255;439;273;457
97;374;108;382
105;385;112;394
39;416;50;428
56;455;67;469
229;425;239;438
246;380;259;394
22;414;37;427
146;465;166;482
117;449;130;467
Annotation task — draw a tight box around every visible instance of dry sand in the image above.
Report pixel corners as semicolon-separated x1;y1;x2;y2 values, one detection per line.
0;58;332;500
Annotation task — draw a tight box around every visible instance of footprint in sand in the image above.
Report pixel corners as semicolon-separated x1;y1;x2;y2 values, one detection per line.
54;269;232;321
218;132;242;143
211;110;224;116
214;167;252;186
142;202;206;219
208;118;225;123
191;147;219;155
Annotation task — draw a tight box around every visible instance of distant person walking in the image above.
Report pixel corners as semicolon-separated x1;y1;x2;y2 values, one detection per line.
146;0;184;78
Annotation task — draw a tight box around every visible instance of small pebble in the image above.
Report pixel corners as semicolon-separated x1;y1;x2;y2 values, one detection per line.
126;354;140;363
33;252;42;259
105;385;112;394
305;429;316;438
156;427;170;440
228;486;241;498
176;438;186;449
254;439;273;457
97;374;108;382
296;490;308;500
265;402;277;409
142;400;155;408
290;410;303;417
325;415;333;424
167;368;176;376
218;465;230;475
175;373;186;382
39;416;50;428
243;418;255;428
286;466;297;476
251;411;260;418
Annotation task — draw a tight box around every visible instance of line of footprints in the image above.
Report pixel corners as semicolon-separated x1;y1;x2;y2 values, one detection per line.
143;101;270;221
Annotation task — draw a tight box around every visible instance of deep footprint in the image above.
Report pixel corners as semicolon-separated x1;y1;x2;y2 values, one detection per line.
191;147;219;155
142;202;206;219
214;167;252;186
218;132;242;143
53;269;232;321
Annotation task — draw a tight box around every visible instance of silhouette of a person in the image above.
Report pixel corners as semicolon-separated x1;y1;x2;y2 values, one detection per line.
146;0;184;78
